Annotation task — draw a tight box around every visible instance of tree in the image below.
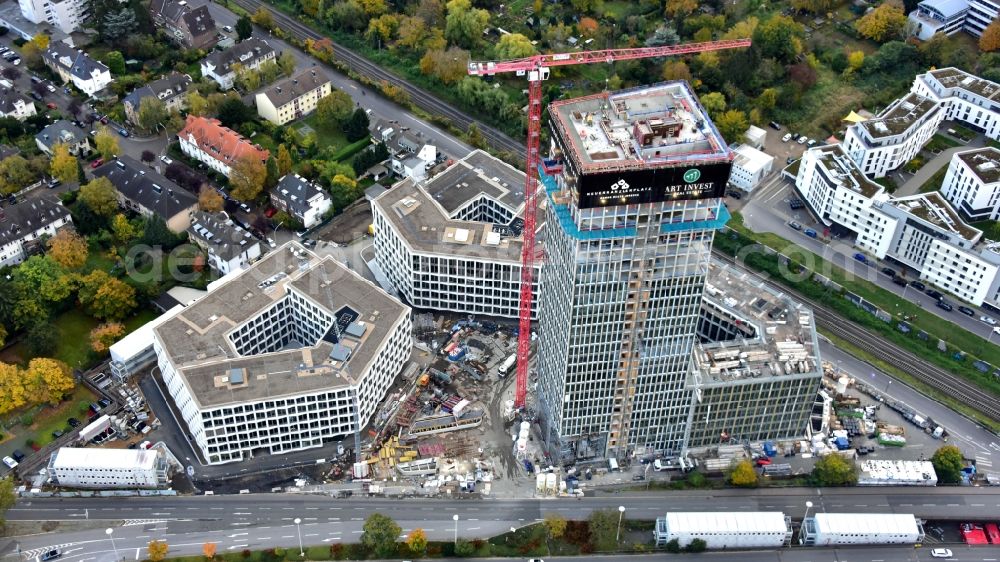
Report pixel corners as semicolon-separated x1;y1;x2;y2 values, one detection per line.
102;9;137;42
686;538;707;552
199;188;224;212
343;108;370;142
700;92;726;117
236;15;253;41
366;14;400;46
358;0;388;16
20;35;49;67
186;91;210;117
0;155;35;195
982;19;1000;52
791;0;838;14
756;88;778;112
578;17;599;38
90;322;125;353
25;357;73;405
661;60;691;82
136;96;167;132
444;0;489;49
495;33;535;59
396;16;430;51
645;24;679;47
847;50;865;70
111;213;140;243
316;90;355;127
229;155;267;202
265;156;280;189
715;109;749;143
49;143;79;185
217;96;255;127
453;540;474;557
811;453;858;486
78;270;137;320
665;0;697;17
588;509;619;550
360;513;400;557
753;15;803;63
202;543;217;560
405;528;427;555
79;177;120;218
0;362;27;414
419;47;470;84
25;321;57;357
47;229;88;269
855;1;907;43
13;255;72;305
1;67;20;81
94;126;121;160
931;444;965;484
140;150;156;166
0;477;15;528
148;540;169;562
543;513;567;539
466;122;485;148
728;459;759;487
251;7;275;29
277;51;296;77
104;50;126;75
277;144;294;176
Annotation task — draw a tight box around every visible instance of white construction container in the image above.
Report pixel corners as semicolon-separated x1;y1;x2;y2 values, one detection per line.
800;513;924;545
653;512;792;548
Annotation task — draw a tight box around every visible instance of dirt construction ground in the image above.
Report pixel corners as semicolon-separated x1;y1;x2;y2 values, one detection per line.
314;200;374;244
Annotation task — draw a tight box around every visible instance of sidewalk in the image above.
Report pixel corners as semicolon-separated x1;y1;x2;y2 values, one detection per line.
896;133;985;196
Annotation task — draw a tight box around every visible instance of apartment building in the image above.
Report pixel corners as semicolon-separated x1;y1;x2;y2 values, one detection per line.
18;0;87;34
843;93;942;178
270;174;332;228
153;243;411;465
92;156;199;233
201;37;275;90
187;211;262;274
178;115;270;178
149;0;218;50
908;0;999;39
728;143;774;192
48;447;169;489
41;41;112;97
371;150;539;319
940;148;1000;221
0;190;72;267
0;88;36;121
35;119;91;156
123;73;192;126
911;67;1000;141
255;68;331;125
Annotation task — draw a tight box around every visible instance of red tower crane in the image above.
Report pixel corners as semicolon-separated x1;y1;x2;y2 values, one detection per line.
468;39;752;410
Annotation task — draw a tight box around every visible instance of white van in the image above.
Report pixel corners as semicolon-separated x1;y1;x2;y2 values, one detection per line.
608;458;619;472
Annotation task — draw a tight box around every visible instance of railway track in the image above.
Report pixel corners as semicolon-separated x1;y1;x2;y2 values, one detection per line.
230;0;526;157
715;252;1000;423
231;0;999;423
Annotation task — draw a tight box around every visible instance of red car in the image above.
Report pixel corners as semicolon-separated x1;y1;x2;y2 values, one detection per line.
264;208;277;218
755;457;772;466
46;102;57;110
91;158;104;168
99;116;108;124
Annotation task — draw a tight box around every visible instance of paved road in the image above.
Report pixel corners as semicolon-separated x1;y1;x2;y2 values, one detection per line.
743;173;1000;343
5;490;1000;560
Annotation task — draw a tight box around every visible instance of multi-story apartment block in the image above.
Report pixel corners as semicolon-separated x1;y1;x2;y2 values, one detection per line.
149;0;218;50
255;68;331;125
41;41;112;97
178;115;269;178
371;150;540;319
187;211;262;274
35;119;91;156
843;93;942;178
0;88;35;121
940;147;1000;221
92;156;199;233
537;82;736;461
0;190;72;267
270;174;332;228
911;67;1000;140
908;0;999;39
201;37;275;90
18;0;87;34
48;448;169;489
728;143;774;192
153;243;411;464
123;73;193;126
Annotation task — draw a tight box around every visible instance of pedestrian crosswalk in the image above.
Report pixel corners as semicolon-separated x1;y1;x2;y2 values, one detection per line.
976;455;993;468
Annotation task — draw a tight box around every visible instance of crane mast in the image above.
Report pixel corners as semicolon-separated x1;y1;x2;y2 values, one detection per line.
468;39;752;410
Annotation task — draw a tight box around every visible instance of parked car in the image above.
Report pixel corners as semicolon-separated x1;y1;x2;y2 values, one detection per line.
99;116;108;124
1;456;16;469
98;397;111;408
46;102;56;109
118;128;129;137
930;549;953;559
798;136;809;145
892;276;907;287
139;440;152;450
981;315;997;325
222;25;234;32
936;300;954;312
160;155;173;165
853;252;867;263
925;288;943;300
11;450;24;462
804;228;817;238
789;198;805;210
910;280;926;291
807;139;817;147
67;417;80;427
756;457;772;466
726;189;742;199
781;133;792;142
788;221;802;231
29;92;41;101
91;158;104;169
958;305;975;316
46;84;55;93
267;237;276;248
239;202;251;213
51;429;63;439
769;121;782;130
881;267;896;277
302;239;317;248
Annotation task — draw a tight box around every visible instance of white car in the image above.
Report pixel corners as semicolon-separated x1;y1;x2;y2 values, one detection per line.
981;315;997;325
139;441;152;450
798;135;809;144
2;456;17;469
267;238;276;248
46;84;55;93
781;133;792;142
159;155;173;165
930;548;952;558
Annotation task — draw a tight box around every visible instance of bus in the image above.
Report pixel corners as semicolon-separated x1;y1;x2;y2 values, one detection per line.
497;355;517;377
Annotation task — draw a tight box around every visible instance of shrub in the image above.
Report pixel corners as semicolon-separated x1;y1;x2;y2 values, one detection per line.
328;544;344;560
686;538;707;552
241;550;251;559
471;539;486;551
454;539;475;557
665;539;681;553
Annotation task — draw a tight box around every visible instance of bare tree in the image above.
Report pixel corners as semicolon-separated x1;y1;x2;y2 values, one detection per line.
1;67;20;80
140;150;155;165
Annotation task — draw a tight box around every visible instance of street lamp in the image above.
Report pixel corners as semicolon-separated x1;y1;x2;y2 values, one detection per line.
293;517;304;557
801;501;814;544
105;528;120;562
453;514;459;544
616;505;625;544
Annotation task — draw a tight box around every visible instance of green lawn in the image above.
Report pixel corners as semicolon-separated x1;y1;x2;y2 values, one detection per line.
29;386;97;447
301;114;350;152
925;133;961;153
970;219;1000;240
920;163;950;193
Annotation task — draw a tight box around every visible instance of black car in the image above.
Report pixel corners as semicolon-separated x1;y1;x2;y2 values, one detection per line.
98;397;111;408
29;92;42;101
51;429;64;439
892;276;908;287
936;300;954;312
910;281;926;291
769;121;782;130
881;267;896;277
789;198;805;210
925;289;943;300
67;417;80;428
958;306;975;316
726;189;743;200
11;450;24;462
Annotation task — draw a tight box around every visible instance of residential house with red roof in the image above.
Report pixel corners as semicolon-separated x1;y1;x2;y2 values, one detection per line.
177;115;269;178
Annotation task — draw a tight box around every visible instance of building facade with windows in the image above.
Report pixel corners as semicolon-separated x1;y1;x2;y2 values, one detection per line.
149;0;218;50
178;115;269;178
371;150;539;319
123;73;192;126
0;190;72;267
93;156;199;233
728;143;774;192
35;119;90;156
48;447;169;489
41;41;112;97
201;38;275;90
0;88;36;121
843;93;943;178
18;0;87;34
270;174;332;228
153;244;411;465
187;211;262;274
940;148;1000;221
256;69;331;125
908;0;999;39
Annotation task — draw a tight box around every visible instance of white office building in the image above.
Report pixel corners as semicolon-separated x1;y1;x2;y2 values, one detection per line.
800;513;924;546
843;93;942;178
371;150;540;319
18;0;87;34
654;512;793;549
47;447;169;489
941;148;1000;221
153;243;411;465
908;0;999;39
728;144;774;192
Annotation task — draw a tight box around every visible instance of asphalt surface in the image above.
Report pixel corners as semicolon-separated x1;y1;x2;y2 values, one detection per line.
5;489;1000;561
